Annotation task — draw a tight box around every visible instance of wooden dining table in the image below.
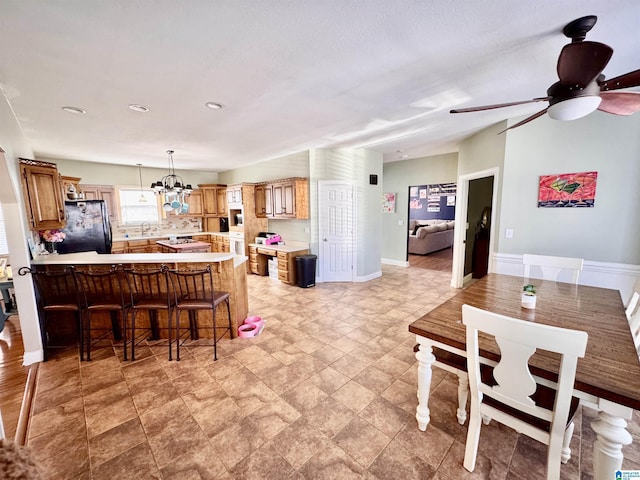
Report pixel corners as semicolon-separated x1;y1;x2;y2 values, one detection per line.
409;274;640;480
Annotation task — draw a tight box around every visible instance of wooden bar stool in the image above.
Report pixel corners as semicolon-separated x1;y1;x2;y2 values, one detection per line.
73;265;130;361
168;265;232;361
123;266;174;360
19;266;81;361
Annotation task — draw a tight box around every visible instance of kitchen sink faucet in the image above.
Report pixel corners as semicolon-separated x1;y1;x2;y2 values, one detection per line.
140;221;151;237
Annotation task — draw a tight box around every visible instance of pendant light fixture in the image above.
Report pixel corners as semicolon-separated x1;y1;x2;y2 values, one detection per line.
136;163;147;203
151;150;193;199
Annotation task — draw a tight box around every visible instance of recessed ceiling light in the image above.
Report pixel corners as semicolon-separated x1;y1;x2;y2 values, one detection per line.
400;154;409;159
205;102;223;110
128;104;149;112
62;106;86;114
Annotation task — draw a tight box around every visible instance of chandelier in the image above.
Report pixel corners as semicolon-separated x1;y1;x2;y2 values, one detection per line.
151;150;193;213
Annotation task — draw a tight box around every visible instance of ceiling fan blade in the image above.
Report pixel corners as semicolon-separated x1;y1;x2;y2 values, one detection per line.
450;97;550;114
557;41;613;87
600;68;640;91
598;91;640;116
497;108;548;134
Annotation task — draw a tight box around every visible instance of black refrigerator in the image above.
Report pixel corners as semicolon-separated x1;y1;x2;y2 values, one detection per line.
57;200;112;254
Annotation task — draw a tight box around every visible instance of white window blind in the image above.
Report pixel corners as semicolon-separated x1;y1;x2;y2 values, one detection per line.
118;188;160;225
0;202;8;255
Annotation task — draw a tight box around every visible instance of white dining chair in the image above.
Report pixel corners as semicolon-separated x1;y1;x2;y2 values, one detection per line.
462;304;588;480
626;279;640;355
522;253;584;285
625;278;640;320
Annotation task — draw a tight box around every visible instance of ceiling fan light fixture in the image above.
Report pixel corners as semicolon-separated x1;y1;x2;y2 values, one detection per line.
547;96;602;121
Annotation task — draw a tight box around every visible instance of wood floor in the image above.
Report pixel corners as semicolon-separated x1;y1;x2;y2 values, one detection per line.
0;313;30;440
408;247;453;272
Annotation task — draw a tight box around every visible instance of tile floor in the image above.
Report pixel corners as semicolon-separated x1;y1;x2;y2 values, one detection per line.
24;253;640;479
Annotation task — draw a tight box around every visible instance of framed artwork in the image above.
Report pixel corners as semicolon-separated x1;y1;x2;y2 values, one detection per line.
382;192;396;213
538;171;598;208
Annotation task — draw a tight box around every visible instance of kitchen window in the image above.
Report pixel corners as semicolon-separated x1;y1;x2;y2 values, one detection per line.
118;188;160;225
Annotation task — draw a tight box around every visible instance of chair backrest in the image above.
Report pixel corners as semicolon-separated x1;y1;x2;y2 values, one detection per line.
29;267;79;309
625;277;640;319
73;265;127;307
168;265;216;304
522;253;584;284
123;266;171;304
626;278;640;352
463;304;588;445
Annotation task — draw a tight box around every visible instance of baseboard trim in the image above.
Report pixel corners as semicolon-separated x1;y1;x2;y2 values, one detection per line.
22;350;43;366
381;258;409;267
355;270;382;282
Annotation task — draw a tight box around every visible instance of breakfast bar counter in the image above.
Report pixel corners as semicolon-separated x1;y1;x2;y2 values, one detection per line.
30;251;249;340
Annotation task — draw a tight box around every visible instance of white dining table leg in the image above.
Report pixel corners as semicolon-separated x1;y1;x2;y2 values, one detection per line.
415;337;436;431
591;399;633;480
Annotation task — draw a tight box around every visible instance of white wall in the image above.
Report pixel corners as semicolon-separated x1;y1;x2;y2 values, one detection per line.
381;153;458;264
54;158;219;188
500;111;640;264
0;94;43;364
310;148;383;280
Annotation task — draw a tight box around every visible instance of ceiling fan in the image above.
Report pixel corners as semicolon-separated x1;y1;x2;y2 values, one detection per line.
450;15;640;133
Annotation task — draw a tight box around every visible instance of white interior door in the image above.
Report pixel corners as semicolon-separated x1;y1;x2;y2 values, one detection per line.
319;181;354;282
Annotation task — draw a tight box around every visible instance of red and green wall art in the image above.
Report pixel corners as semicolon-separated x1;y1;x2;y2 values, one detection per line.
538;171;597;208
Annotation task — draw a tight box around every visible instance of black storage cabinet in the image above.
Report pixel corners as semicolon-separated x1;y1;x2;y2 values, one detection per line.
295;254;317;288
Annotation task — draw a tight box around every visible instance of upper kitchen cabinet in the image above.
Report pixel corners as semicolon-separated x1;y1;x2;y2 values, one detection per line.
80;184;117;221
20;158;66;230
199;184;227;217
226;184;242;208
255;178;309;219
216;187;227;216
187;190;203;216
60;176;82;200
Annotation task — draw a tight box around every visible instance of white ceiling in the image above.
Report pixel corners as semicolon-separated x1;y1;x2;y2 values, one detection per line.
1;1;639;172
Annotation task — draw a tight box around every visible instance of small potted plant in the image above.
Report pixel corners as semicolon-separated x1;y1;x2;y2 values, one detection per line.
522;284;537;309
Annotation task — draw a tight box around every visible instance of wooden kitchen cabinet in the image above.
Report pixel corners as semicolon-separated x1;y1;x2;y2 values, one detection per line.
111;240;127;254
248;245;309;285
60;176;82;199
126;239;156;253
20;158;66;231
187;191;203;216
254;178;308;219
199;184;227;217
210;234;230;253
80;184;117;221
216;188;227;216
249;245;268;275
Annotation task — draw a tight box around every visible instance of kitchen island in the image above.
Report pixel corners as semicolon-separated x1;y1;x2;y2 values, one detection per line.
30;251;248;344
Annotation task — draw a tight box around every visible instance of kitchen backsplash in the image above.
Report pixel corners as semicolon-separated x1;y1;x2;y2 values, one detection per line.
114;217;203;238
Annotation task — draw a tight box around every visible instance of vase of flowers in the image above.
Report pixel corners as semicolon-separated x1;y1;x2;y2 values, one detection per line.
521;284;537;309
40;229;66;254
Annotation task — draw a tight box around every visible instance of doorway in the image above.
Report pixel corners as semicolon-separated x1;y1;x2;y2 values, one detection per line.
451;167;499;288
318;181;354;282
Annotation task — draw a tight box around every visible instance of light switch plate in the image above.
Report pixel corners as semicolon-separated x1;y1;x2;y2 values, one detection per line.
505;228;514;239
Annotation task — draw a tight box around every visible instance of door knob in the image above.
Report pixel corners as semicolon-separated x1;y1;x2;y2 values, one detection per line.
323;238;328;242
